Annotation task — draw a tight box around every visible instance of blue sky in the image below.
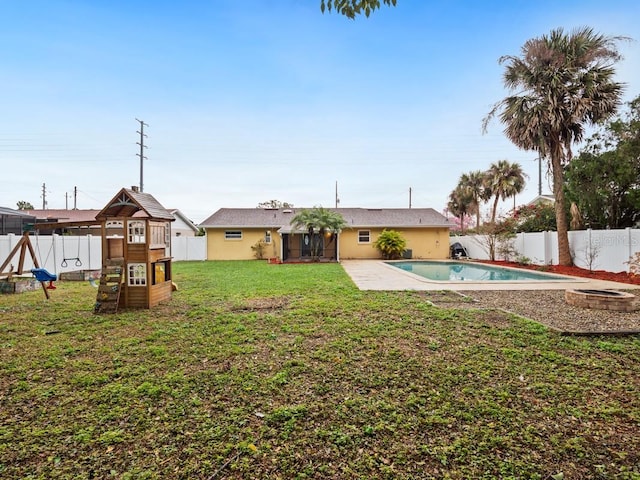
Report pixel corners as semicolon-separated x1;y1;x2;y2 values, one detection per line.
2;1;639;223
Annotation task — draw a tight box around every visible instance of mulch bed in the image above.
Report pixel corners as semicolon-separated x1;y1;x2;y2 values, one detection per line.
478;260;640;285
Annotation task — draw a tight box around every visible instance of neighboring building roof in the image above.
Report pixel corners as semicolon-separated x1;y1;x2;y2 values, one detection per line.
24;209;101;223
168;209;199;233
0;207;36;235
97;188;174;221
0;207;37;218
527;194;555;206
200;207;451;230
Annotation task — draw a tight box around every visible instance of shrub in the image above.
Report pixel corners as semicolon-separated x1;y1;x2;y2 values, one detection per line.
512;203;557;232
373;229;407;260
626;252;640;276
251;239;267;260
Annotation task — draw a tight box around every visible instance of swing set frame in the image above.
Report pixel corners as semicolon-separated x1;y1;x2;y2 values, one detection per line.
0;231;54;299
0;220;98;299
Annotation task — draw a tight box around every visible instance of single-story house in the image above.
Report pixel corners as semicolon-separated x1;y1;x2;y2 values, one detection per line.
168;209;200;237
199;207;451;261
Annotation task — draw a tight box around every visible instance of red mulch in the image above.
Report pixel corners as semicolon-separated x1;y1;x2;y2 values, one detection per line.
478;260;640;286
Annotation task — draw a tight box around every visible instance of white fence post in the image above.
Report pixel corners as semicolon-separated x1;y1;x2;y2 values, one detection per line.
628;227;633;271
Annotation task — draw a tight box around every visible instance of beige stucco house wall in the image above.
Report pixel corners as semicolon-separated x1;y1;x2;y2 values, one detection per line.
206;227;280;260
339;227;449;259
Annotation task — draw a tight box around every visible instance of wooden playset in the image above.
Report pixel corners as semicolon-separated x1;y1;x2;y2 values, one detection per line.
0;187;175;313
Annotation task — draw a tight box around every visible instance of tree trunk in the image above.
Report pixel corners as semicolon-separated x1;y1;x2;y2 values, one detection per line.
491;195;499;224
551;151;573;266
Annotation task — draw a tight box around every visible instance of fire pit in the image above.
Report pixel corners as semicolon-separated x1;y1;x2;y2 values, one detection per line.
565;289;638;312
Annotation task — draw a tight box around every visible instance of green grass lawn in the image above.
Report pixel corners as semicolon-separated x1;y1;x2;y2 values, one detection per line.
1;261;639;479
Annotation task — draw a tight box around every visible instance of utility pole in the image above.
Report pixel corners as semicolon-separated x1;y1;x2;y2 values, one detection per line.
409;187;412;209
41;183;47;210
335;181;340;208
73;186;78;210
65;192;69;210
136;118;148;192
537;157;542;196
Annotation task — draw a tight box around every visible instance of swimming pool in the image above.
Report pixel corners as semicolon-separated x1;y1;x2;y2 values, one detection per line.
387;260;571;282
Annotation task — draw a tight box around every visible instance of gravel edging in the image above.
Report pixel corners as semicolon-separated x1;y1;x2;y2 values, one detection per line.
457;290;640;335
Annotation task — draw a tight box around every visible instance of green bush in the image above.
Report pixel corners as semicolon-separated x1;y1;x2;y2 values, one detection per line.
251;239;267;259
373;229;407;260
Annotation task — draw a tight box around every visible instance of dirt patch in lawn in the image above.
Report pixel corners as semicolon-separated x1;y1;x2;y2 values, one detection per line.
230;296;291;312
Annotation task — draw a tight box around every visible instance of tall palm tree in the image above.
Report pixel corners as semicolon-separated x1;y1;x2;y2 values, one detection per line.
459;170;486;228
484;160;528;224
484;27;626;266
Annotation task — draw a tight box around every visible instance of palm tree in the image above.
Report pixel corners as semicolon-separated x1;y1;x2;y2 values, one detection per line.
290;207;347;261
320;0;396;18
507;163;527;212
459;170;486;228
16;201;34;210
484;160;528;223
447;186;474;234
484;27;626;266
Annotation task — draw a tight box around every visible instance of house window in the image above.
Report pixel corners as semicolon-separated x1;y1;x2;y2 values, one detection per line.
225;230;242;240
128;221;146;244
265;231;272;244
128;263;146;286
358;230;371;243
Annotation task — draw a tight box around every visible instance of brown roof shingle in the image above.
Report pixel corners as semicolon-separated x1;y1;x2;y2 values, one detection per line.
97;188;174;221
199;207;451;229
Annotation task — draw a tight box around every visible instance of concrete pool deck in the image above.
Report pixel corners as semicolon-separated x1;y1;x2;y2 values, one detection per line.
340;260;640;291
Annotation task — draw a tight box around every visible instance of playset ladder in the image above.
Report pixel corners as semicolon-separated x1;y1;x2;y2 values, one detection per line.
94;258;124;314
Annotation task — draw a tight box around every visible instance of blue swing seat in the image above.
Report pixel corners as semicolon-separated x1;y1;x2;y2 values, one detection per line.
31;268;57;282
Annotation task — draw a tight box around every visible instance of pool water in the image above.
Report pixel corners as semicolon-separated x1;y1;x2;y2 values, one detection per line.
387;261;569;282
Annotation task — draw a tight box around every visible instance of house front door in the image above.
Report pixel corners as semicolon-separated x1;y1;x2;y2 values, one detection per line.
301;233;323;258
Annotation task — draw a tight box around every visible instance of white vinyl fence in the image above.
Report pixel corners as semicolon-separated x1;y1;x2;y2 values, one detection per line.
171;236;207;262
452;228;640;273
0;234;207;277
